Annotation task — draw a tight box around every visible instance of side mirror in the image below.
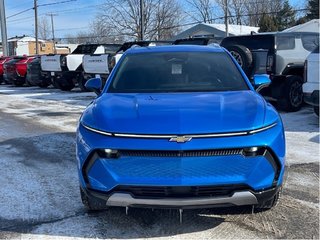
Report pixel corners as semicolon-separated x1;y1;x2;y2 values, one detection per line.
85;77;102;95
253;74;271;92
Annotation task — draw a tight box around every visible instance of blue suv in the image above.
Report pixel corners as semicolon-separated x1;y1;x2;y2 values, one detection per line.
76;45;285;211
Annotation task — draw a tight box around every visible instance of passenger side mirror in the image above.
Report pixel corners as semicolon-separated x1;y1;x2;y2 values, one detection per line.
253;74;271;92
85;77;102;95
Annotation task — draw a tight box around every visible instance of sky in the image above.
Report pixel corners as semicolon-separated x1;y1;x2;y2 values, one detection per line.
3;0;104;39
2;0;306;41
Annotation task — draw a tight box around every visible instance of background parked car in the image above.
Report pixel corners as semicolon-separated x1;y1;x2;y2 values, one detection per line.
14;56;36;86
26;56;52;88
303;46;319;116
0;56;12;84
220;32;319;112
3;56;35;86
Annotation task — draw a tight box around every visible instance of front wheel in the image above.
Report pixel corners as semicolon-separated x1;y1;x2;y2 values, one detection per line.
278;76;303;112
55;77;75;91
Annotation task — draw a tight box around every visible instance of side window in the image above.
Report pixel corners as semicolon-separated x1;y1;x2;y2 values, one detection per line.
276;36;295;50
302;35;319;52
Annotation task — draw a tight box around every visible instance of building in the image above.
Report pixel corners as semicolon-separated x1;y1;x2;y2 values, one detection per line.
55;43;79;54
283;19;320;33
173;23;259;41
8;36;55;56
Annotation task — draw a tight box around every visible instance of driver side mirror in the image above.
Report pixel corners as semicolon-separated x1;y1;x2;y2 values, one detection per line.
85;77;102;95
253;74;271;92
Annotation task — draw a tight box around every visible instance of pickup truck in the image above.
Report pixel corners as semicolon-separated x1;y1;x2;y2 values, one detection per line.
220;32;319;112
81;44;121;91
303;46;319;116
41;44;115;91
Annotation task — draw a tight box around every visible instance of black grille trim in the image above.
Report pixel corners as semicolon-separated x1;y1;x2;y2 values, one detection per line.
113;149;243;158
110;185;251;198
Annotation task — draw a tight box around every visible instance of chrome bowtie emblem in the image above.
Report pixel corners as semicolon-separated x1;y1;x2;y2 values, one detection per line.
169;136;192;143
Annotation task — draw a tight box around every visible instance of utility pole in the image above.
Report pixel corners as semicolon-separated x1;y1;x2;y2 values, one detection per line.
224;0;229;37
47;13;57;54
0;0;8;56
34;0;39;54
140;0;144;40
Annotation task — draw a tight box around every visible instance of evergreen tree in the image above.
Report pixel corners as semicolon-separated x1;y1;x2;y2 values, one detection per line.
258;14;278;32
276;0;296;31
306;0;319;20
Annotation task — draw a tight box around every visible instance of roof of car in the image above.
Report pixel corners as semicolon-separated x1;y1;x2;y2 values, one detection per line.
126;44;224;54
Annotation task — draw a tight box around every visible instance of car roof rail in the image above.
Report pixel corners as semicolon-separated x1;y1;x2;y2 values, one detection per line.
192;34;215;39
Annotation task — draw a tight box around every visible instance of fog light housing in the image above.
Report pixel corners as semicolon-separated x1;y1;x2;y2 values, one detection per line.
243;147;260;156
103;149;120;159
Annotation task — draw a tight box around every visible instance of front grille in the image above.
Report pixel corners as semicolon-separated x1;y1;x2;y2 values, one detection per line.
117;149;243;158
111;185;250;198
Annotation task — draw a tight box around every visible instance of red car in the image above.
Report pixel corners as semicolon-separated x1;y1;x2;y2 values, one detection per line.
0;56;13;84
3;56;35;86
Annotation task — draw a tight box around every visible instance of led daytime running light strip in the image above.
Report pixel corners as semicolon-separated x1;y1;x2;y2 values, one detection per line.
81;122;277;139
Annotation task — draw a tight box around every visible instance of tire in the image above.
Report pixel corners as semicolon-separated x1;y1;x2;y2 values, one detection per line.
51;77;59;89
13;81;24;87
38;81;50;88
225;45;253;75
78;74;89;92
314;106;319;116
55;77;75;91
278;75;303;112
80;187;108;211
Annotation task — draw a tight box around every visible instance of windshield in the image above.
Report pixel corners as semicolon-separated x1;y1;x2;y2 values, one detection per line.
108;51;249;93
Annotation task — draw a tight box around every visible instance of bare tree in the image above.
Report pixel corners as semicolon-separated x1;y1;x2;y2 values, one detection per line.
38;16;51;40
63;31;94;44
95;0;182;41
229;0;247;25
89;18;125;43
186;0;215;23
150;0;182;40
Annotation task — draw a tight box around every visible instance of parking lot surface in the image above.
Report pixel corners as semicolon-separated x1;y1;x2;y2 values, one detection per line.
0;86;318;239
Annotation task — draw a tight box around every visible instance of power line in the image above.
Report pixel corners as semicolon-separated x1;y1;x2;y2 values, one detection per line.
7;7;34;19
52;7;311;39
6;0;77;19
38;0;77;7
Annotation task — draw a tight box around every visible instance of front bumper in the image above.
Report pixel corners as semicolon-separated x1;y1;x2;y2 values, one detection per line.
82;185;280;209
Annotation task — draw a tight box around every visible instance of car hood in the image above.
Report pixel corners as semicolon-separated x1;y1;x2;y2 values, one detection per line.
82;91;270;135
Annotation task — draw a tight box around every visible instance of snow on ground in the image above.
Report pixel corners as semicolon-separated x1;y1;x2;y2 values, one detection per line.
0;86;95;132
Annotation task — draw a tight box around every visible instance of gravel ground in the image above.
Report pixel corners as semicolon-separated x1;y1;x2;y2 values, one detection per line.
0;85;318;239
